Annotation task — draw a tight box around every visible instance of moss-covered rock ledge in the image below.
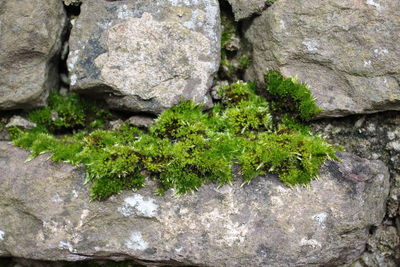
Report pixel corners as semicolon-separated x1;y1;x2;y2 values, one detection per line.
0;141;389;266
9;72;338;200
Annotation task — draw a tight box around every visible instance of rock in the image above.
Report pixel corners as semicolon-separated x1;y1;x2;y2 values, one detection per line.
211;80;229;100
126;116;154;128
0;0;67;110
63;0;81;6
5;116;37;130
227;0;267;21
67;0;220;114
0;142;390;266
245;0;400;117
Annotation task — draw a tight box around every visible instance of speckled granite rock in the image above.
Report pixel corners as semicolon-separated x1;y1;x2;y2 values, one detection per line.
0;0;66;110
67;0;220;114
245;0;400;117
0;142;390;266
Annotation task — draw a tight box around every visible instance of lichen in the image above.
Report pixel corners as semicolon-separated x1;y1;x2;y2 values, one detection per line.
9;77;340;200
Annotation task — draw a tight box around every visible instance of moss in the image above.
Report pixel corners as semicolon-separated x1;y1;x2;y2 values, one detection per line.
10;80;341;200
219;11;251;81
266;0;277;5
28;91;110;131
265;70;322;121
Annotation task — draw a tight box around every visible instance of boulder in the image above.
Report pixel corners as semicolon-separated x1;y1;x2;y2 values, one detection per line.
67;0;220;114
0;142;390;266
5;116;37;130
227;0;268;21
0;0;66;110
245;0;400;117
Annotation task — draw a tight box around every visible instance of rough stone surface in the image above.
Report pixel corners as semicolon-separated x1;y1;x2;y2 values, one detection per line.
227;0;267;21
245;0;400;117
0;0;66;110
63;0;81;6
5;116;37;130
0;142;390;266
68;0;220;114
126;115;154;128
312;111;400;266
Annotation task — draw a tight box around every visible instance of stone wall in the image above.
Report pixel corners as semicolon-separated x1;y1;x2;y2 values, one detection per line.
0;0;399;266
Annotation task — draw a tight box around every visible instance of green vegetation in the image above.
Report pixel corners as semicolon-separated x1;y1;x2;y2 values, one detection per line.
9;73;340;200
265;71;322;121
28;91;110;131
220;11;251;81
266;0;277;5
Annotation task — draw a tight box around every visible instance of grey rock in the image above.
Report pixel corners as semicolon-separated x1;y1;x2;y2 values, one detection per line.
68;0;220;114
63;0;81;6
211;80;229;100
227;0;267;21
0;142;390;266
0;0;67;110
5;116;37;130
245;0;400;118
126;116;154;128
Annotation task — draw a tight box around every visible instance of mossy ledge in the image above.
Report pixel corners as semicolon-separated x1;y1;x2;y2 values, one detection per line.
9;72;341;200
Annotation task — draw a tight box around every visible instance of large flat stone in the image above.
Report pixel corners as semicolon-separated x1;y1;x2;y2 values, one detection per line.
0;0;66;110
67;0;220;114
0;142;390;266
245;0;400;117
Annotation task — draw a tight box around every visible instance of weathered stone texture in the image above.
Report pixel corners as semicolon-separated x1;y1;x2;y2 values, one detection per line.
68;0;220;114
0;142;390;266
245;0;400;117
0;0;66;110
227;0;267;21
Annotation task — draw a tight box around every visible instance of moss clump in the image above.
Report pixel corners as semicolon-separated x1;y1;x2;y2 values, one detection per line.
28;91;110;131
10;80;340;200
265;71;322;121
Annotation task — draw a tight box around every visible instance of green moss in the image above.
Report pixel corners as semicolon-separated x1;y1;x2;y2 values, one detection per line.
28;91;110;131
9;80;340;200
265;71;322;121
219;11;251;81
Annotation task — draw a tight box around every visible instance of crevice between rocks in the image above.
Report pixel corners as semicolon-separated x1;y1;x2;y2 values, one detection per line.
58;2;82;92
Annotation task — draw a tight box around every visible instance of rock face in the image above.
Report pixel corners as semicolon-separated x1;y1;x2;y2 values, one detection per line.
68;0;220;114
0;0;66;110
0;142;390;266
245;0;400;117
227;0;267;21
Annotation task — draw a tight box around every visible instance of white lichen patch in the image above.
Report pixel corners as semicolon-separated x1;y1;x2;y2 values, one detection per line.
312;212;328;228
70;74;77;86
0;230;5;241
175;246;184;253
223;221;248;246
72;190;78;199
126;232;149;251
51;193;63;203
77;209;90;229
300;237;322;248
117;4;135;19
302;40;319;52
67;50;81;71
366;0;381;11
364;60;372;67
374;48;388;56
59;241;77;253
279;19;286;30
118;194;159;218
